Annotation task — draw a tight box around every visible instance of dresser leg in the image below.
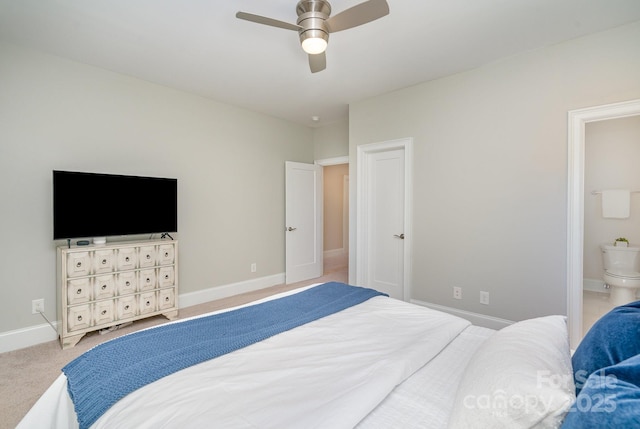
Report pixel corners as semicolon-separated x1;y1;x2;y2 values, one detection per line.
61;333;85;349
162;310;179;321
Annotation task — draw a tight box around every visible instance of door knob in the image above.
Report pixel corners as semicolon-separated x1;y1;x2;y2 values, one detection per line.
287;227;297;232
394;233;405;239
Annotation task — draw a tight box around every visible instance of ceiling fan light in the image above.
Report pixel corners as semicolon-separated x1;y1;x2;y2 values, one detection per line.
301;37;328;54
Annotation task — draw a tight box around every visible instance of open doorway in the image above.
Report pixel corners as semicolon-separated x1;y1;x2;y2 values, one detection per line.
317;157;349;282
284;158;348;285
582;115;640;335
567;98;640;348
323;163;349;277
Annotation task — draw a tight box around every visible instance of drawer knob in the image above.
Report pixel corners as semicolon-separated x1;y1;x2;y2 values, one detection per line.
76;289;82;294
101;284;107;290
77;315;83;321
146;254;151;260
125;256;130;262
101;310;107;315
145;300;151;306
124;305;130;310
165;252;169;257
76;262;82;268
126;281;131;286
165;296;170;302
102;259;107;265
165;274;169;280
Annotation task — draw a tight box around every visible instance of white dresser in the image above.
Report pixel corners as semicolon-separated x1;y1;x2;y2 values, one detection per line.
57;239;178;349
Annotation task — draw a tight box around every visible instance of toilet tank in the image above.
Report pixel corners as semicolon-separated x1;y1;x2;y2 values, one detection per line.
601;245;640;271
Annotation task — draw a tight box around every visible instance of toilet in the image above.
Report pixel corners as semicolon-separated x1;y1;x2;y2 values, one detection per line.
601;244;640;307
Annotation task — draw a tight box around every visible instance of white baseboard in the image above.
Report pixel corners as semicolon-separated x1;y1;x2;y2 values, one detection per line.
0;273;286;354
178;273;285;308
410;299;514;331
583;277;640;298
0;320;60;354
583;277;608;293
324;248;346;258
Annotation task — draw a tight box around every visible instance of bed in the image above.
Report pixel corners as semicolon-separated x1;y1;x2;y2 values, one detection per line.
18;282;639;428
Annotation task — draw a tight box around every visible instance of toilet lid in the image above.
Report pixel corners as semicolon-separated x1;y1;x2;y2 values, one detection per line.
605;269;640;280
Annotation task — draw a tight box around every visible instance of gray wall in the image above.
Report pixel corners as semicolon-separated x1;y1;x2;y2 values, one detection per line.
0;42;314;334
349;21;640;322
313;119;349;160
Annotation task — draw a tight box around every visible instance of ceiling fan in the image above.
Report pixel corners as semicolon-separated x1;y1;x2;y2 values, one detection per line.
236;0;390;73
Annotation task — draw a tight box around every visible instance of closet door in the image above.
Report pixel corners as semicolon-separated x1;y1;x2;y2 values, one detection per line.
357;139;412;301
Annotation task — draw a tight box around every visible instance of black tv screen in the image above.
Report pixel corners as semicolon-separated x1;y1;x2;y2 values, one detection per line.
53;170;177;240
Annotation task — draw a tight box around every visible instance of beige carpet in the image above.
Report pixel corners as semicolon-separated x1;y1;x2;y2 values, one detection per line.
1;263;347;429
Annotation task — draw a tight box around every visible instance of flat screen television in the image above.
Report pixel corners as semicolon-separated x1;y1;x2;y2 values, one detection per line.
53;170;177;241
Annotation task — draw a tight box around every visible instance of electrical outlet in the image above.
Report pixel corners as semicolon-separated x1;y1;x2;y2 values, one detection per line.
453;287;462;300
480;291;490;305
251;263;257;273
32;298;44;314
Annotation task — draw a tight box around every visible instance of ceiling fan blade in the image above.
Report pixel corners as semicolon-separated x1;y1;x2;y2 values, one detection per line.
325;0;389;33
309;52;326;73
236;11;301;31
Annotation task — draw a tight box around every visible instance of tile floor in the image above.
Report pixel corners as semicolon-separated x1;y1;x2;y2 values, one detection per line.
582;290;615;337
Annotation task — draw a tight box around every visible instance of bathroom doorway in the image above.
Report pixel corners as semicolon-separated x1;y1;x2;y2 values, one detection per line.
567;98;640;348
583;115;640;336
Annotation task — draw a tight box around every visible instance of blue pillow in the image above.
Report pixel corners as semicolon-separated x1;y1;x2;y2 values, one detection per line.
572;300;640;394
561;353;640;428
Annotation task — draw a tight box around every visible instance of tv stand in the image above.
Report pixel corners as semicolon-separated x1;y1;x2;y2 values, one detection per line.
57;239;178;349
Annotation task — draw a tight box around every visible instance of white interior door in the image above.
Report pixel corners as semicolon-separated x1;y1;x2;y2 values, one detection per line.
285;161;323;284
357;139;412;300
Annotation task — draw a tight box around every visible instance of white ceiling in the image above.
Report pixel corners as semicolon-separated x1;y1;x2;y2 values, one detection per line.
2;0;640;127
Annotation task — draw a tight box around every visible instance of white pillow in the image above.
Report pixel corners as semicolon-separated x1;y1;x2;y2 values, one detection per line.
447;315;575;429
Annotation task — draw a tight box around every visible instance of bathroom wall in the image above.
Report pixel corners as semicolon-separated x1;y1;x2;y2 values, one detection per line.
584;115;640;291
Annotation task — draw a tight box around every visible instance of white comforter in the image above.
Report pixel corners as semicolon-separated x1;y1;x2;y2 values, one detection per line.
19;286;470;429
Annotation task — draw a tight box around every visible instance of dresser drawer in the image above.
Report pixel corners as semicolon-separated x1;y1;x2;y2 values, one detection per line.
117;295;138;319
94;275;116;300
116;271;138;295
138;245;157;268
67;278;92;305
158;288;176;310
66;252;91;278
138;269;157;291
116;247;137;270
158;266;175;287
93;300;115;326
139;291;157;315
67;305;92;332
158;244;175;265
93;249;115;274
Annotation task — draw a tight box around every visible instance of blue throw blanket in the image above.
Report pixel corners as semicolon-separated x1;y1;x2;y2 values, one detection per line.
62;282;385;429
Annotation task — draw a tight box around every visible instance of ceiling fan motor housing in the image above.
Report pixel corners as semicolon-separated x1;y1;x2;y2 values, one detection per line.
236;0;389;72
296;0;331;47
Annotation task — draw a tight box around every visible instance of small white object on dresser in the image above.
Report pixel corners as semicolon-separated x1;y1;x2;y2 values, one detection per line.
57;239;178;349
